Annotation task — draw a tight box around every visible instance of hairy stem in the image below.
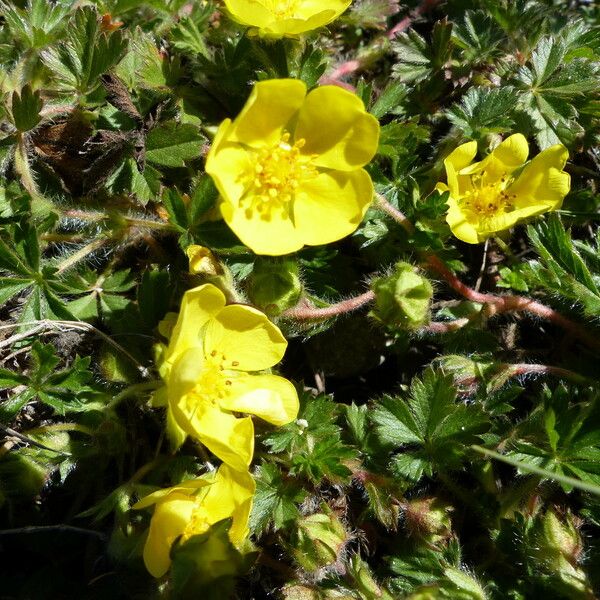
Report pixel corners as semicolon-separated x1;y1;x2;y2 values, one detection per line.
282;291;375;320
55;237;110;275
374;193;600;351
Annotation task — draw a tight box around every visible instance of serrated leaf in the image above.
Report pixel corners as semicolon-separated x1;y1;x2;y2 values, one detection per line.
145;122;203;167
446;87;516;138
392;19;453;83
372;369;489;482
41;6;128;95
11;85;43;132
249;463;305;535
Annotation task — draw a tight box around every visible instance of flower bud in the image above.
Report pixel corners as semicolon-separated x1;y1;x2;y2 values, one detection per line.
186;244;223;276
370;262;433;329
531;509;591;597
403;497;453;546
247;257;302;316
289;507;350;573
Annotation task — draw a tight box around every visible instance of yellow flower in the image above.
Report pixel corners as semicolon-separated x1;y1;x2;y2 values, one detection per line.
222;0;351;38
437;134;570;244
134;464;255;578
205;79;379;256
155;283;299;471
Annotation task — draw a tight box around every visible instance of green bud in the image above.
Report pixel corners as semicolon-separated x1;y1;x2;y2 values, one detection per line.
289;507;350;573
442;567;487;600
531;509;591;597
403;497;453;546
541;509;582;563
247;257;302;316
347;556;394;600
370;262;433;329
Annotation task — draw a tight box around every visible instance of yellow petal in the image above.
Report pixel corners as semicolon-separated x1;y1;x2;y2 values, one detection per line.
167;347;205;403
293;169;373;246
508;144;570;211
445;196;481;244
295;86;379;171
443;141;477;198
133;480;212;510
220;373;299;426
201;464;255;545
223;0;350;36
227;79;307;147
166;403;188;451
222;0;273;27
295;0;351;20
461;134;529;181
220;197;304;255
175;399;255;471
203;304;288;371
163;285;226;370
142;493;195;578
205;122;253;208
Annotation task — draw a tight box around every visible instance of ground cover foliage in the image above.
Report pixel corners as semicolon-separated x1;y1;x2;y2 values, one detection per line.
1;0;600;598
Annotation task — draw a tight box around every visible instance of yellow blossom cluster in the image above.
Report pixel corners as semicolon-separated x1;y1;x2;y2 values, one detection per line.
135;283;299;576
134;3;572;579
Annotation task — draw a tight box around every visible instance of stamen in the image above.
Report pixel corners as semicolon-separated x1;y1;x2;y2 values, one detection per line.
242;131;318;219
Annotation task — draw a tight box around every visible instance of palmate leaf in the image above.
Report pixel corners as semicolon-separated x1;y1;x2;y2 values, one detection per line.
514;35;600;147
262;393;356;483
0;0;71;50
41;6;128;95
371;369;489;483
0;218;77;324
392;19;453;83
446;87;516;139
524;215;600;317
0;341;105;421
452;9;505;65
249;463;306;535
504;384;600;493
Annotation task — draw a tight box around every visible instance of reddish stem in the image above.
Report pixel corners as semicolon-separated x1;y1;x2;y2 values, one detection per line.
420;318;471;334
321;0;441;87
375;194;600;352
282;291;375;320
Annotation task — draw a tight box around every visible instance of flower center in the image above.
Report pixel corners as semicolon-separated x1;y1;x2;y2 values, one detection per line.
459;175;515;223
186;352;233;409
182;503;210;542
245;132;317;219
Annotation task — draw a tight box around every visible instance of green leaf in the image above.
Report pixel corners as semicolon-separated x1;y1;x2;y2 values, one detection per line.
525;215;600;317
515;35;599;147
371;369;489;482
263;393;356;483
145;122;203;167
446;87;516;139
370;82;408;119
452;9;505;64
41;6;128;95
11;85;43;132
249;463;306;535
392;19;453;83
0;0;70;50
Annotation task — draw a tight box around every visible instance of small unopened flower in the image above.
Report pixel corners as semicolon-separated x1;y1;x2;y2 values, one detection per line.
134;464;255;578
206;78;379;256
437;134;570;244
222;0;351;38
155;283;299;471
